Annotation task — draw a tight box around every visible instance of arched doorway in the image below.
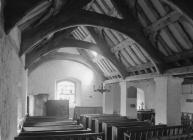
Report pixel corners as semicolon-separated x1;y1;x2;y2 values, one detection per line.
137;88;145;110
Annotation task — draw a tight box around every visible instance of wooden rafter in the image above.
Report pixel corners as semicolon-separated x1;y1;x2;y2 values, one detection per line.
162;0;193;21
127;62;154;73
77;48;106;79
164;49;193;63
4;0;45;33
20;9;165;74
72;26;124;78
4;0;91;33
26;29;126;78
28;52;105;80
111;38;135;52
110;0;166;73
144;11;182;35
26;37;103;69
0;0;4;37
86;27;128;78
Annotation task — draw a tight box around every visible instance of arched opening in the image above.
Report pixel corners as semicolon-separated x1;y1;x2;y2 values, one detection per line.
55;80;76;108
137;88;145;110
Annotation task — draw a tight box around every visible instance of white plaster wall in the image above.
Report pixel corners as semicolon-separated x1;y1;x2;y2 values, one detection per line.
181;94;193;113
28;60;103;107
154;77;167;125
103;83;120;114
181;84;193;113
167;78;182;125
0;31;27;140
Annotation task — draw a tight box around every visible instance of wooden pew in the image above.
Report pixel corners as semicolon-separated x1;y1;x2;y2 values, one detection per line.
15;132;105;140
22;124;84;132
23;120;77;127
19;128;92;136
95;118;137;133
102;121;150;140
80;114;101;128
87;115;121;131
80;114;119;129
19;116;104;140
25;116;69;122
123;125;187;140
148;133;193;140
73;106;102;121
102;121;149;140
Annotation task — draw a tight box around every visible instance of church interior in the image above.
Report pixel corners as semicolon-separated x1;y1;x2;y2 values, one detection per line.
1;0;193;140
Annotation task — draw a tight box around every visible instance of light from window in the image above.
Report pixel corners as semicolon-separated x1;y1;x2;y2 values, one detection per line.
56;81;75;107
91;50;98;57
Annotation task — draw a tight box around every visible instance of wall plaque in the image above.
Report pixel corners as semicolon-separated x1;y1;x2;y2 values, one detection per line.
186;99;193;102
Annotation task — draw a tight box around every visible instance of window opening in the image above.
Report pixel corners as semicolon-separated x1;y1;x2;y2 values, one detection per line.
56;80;76;107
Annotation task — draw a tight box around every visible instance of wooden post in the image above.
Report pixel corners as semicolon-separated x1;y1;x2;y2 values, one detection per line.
0;0;4;38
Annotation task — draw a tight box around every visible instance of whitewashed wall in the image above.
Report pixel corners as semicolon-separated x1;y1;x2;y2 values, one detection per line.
28;60;103;107
0;28;27;140
181;84;193;113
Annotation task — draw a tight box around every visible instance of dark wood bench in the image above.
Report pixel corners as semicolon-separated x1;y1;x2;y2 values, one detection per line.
19;116;103;140
22;124;84;132
23;120;77;127
102;121;149;140
73;106;102;121
95;117;137;133
19;128;92;136
87;115;121;131
101;121;150;140
123;125;187;140
25;116;69;123
15;132;105;140
80;114;119;129
80;114;102;128
148;133;193;140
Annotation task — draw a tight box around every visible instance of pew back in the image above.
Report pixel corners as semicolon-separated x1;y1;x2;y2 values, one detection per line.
15;132;105;140
123;125;188;140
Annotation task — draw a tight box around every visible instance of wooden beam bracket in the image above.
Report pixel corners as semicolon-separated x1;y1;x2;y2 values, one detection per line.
144;11;182;36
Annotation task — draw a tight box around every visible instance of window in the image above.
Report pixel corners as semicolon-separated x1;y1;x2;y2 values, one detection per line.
56;80;76;107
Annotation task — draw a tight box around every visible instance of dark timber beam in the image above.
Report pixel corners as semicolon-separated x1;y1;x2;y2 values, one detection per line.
0;0;4;37
164;49;193;63
4;0;44;33
127;62;154;72
4;0;91;33
87;27;128;78
26;30;125;78
110;0;166;73
26;37;103;69
77;48;106;79
163;0;193;21
20;9;165;73
28;52;106;80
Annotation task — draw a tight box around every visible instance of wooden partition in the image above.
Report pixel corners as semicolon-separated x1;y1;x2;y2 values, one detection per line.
15;133;104;140
46;100;69;117
123;125;188;140
181;112;193;127
73;106;103;120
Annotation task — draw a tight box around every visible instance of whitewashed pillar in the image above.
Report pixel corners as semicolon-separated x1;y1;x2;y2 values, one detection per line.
120;81;127;116
154;76;183;125
120;81;137;118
